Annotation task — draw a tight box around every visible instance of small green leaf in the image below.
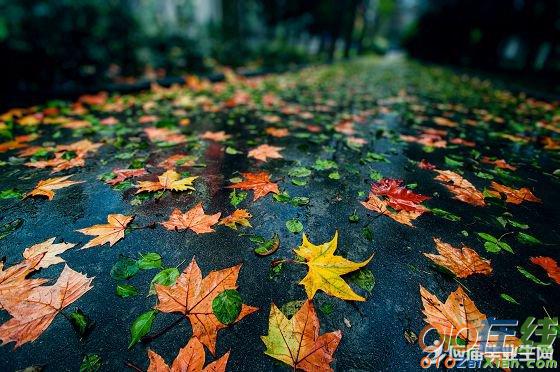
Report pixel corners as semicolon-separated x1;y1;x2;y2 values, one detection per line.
430;208;461;222
289;167;312;177
348;211;359;223
477;232;498;243
0;189;23;199
129;310;157;348
69;308;93;338
80;354;102;372
286;219;303;234
516;266;550;286
347;268;375;293
116;284;138;298
291;178;307;186
500;293;519;305
361;227;373;241
328;171;341;180
319;303;334;315
137;252;162;270
229;189;247;208
110;256;139;280
517;232;541;245
254;233;280;256
484;241;501;253
0;218;23;240
212;289;242;325
149;268;180;295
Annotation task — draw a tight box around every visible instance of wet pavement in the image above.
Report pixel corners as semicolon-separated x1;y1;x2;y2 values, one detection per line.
1;56;559;371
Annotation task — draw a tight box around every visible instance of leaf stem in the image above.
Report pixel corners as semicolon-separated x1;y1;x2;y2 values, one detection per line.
124;360;143;372
141;315;184;343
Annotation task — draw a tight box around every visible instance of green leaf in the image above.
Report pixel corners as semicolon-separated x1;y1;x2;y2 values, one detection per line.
212;289;242;325
361;227;373;241
0;189;23;199
516;266;550;286
328;171;341;180
116;284;138;298
229;189;247;208
110;256;139;280
497;240;514;254
254;233;280;256
80;354;102;372
225;146;240;154
149;268;180;295
286;219;303;234
369;170;382;181
0;218;23;240
280;300;305;318
69;308;93;338
500;293;519;305
477;232;498;243
484;241;501;253
313;159;337;171
137;252;162;270
347;268;375;293
129;310;157;348
348;211;359;222
444;156;463;168
290;196;310;206
517;232;541;245
291;178;307;186
319;302;334;315
430;208;461;222
288;167;312;177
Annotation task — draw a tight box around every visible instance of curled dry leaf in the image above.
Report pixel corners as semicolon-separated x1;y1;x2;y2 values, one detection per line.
261;300;341;372
247;144;284;162
161;203;221;234
22;237;75;270
154;258;257;354
26;175;83;200
294;231;373;301
530;256;560;285
423;238;492;278
487;181;541;204
434;170;485;206
226;171;279;201
218;209;252;230
136;170;198;193
147;337;229;372
0;265;93;348
76;214;133;249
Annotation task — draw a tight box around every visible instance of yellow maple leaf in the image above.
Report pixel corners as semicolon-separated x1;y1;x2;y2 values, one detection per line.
136;170;198;193
294;231;373;301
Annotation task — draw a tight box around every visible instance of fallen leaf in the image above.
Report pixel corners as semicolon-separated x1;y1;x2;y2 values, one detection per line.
154;258;257;354
218;209;252;229
530;256;560;284
76;214;133;249
144;127;186;144
22;237;75;269
136;170;198;193
26;175;83;200
161;203;221;234
247;144;284;162
226;172;279;201
0;256;47;311
0;265;93;348
487;182;541;204
370;178;429;212
106;168;147;186
201;131;231;142
265;127;289;138
294;231;373;301
147;337;229;372
361;193;422;226
261;300;341;372
423;238;492;278
434;170;485;206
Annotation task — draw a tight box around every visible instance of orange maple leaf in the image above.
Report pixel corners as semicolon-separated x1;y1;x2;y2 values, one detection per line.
434;170;486;206
226;172;279;201
154;258;257;354
261;300;342;371
136;170;198;193
247;144;284;162
161;203;221;233
0;134;37;153
265;127;289;138
158;154;197;169
76;214;133;249
218;209;252;229
144;127;186;144
200;131;231;142
487;182;541;204
361;193;422;226
0;265;93;348
0;256;47;311
148;337;229;372
26;175;83;200
423;238;492;278
530;256;560;285
22;237;75;270
106;168;147;186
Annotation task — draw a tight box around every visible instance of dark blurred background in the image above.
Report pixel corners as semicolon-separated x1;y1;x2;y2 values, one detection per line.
1;0;559;106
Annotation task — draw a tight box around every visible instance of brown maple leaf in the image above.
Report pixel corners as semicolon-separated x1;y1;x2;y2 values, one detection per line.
200;131;231;142
22;237;75;270
148;337;229;372
76;214;133;249
106;168;148;186
434;170;486;206
136;170;198;193
0;265;93;348
218;209;252;229
370;178;430;213
154;258;257;354
423;238;492;278
247;144;284;162
530;256;560;285
161;203;221;234
261;300;342;371
226;172;279;201
0;256;48;311
487;182;541;204
361;193;422;227
26;175;83;200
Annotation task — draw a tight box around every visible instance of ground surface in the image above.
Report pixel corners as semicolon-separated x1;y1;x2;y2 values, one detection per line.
0;56;559;371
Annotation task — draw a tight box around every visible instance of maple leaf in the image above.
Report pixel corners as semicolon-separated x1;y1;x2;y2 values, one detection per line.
434;170;486;206
265;127;289;138
148;337;229;372
487;182;541;204
106;168;147;186
144;127;186;144
158;154;197;169
22;237;75;270
530;256;560;284
136;170;198;193
294;231;373;301
261;300;341;371
26;175;83;200
161;203;221;234
0;256;47;311
201;131;231;142
370;178;429;212
0;134;37;153
25;152;86;173
0;265;93;348
226;172;279;201
154;258;257;354
247;144;284;162
423;238;492;278
218;209;252;229
480;157;516;171
361;193;422;226
76;214;133;249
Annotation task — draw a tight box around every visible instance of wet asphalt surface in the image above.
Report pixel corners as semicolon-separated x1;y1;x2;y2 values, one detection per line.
1;56;559;371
